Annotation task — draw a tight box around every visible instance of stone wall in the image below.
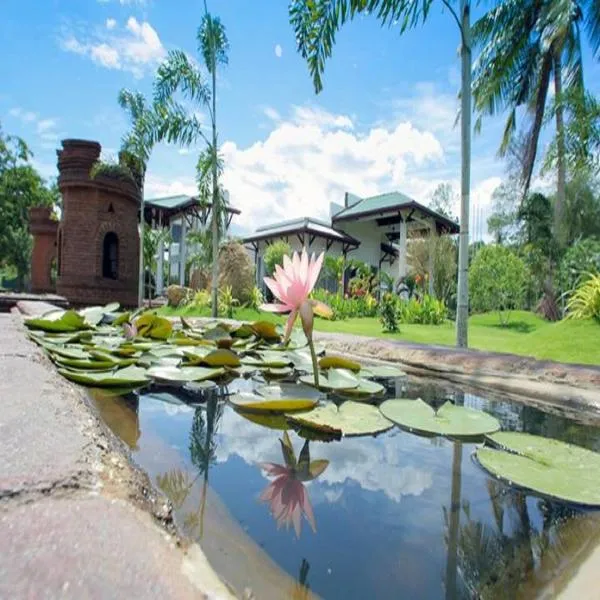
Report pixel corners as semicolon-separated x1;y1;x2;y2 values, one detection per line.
55;139;141;307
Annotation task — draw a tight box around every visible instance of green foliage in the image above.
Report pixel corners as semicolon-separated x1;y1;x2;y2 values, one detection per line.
379;293;399;333
218;285;239;318
397;295;447;325
558;237;600;297
0;124;59;289
143;227;171;273
566;274;600;321
469;245;528;325
248;286;264;311
190;289;211;311
323;255;346;294
429;182;457;221
312;288;377;320
90;160;137;186
263;240;292;276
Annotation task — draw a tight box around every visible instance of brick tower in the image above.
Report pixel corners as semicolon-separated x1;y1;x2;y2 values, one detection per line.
56;139;140;307
28;206;58;293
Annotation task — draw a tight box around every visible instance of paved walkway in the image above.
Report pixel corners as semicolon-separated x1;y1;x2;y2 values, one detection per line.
0;313;230;599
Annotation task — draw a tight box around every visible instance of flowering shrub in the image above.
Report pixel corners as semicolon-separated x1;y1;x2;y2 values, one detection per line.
397;295;447;325
312;289;378;320
379;293;399;332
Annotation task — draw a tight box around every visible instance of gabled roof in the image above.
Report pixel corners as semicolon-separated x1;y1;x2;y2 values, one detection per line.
332;191;459;234
145;194;240;215
243;216;359;247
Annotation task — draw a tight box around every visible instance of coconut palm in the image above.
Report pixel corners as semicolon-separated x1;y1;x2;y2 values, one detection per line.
154;3;229;317
289;0;474;347
472;0;600;239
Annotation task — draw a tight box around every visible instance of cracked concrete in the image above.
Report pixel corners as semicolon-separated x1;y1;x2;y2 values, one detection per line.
0;313;233;599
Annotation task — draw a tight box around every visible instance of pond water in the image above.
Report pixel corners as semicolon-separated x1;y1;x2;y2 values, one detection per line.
91;376;600;600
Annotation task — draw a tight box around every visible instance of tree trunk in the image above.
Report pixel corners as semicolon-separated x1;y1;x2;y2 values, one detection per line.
445;442;463;600
456;0;471;348
553;49;566;245
210;61;219;318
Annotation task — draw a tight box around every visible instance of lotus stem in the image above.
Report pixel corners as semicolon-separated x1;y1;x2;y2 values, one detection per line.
308;338;319;388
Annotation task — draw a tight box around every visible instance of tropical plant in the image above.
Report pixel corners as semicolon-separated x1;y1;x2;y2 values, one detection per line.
154;2;229;318
248;286;264;311
190;289;211;311
469;245;529;325
290;0;474;348
558;237;600;297
263;240;292;276
218;285;239;318
323;255;346;295
397;295;448;325
566;273;600;321
379;293;399;333
89;160;137;185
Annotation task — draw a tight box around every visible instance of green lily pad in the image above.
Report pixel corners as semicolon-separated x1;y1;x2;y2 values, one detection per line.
187;348;241;368
229;393;318;414
299;368;360;391
318;355;361;372
234;411;290;431
57;365;149;388
379;399;500;439
338;378;385;399
251;321;280;341
26;310;88;333
260;366;294;379
43;345;90;360
146;365;226;383
475;432;600;507
242;351;292;368
361;365;407;379
287;401;394;438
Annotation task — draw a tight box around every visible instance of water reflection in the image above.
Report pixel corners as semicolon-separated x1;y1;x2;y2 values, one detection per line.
259;432;329;538
90;378;600;600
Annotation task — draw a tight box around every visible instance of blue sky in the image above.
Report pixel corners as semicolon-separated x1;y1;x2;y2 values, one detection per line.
2;0;599;236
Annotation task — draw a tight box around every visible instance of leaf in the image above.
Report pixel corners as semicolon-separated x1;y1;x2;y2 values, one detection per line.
251;320;280;341
242;351;292;368
476;432;600;507
379;399;500;439
192;348;241;368
148;317;173;340
57;365;149;388
299;368;360;391
338;378;385;398
261;366;293;379
26;310;88;333
318;355;361;372
280;431;297;469
229;393;318;414
233;411;290;431
147;365;225;383
113;312;131;327
361;365;407;379
287;401;394;438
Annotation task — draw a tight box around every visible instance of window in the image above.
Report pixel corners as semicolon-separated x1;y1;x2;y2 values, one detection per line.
102;232;119;279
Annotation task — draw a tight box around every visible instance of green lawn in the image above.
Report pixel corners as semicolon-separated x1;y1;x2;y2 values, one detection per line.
156;305;600;366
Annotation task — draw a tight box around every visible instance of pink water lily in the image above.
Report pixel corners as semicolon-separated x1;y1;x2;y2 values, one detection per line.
261;250;324;341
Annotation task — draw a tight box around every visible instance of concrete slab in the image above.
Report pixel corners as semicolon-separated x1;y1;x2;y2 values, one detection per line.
0;495;204;600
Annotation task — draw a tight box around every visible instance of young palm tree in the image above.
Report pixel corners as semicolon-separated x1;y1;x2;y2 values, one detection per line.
290;0;474;347
154;3;229;317
472;0;600;239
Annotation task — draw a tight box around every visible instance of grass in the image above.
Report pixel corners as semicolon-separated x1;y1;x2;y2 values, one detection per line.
156;305;600;366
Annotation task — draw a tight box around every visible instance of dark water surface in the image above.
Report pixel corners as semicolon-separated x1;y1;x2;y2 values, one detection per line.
91;377;600;600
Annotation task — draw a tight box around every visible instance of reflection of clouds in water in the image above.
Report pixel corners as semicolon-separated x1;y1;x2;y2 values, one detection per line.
324;488;344;503
215;409;434;503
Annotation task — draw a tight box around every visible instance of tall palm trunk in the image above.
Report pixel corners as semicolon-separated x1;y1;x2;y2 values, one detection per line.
456;0;471;348
445;442;463;600
553;49;566;244
210;56;219;318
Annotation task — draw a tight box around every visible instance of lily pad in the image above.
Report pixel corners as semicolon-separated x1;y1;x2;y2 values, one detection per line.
475;432;600;507
251;321;280;341
57;365;149;388
299;369;360;391
287;401;394;438
190;348;241;368
234;411;291;430
379;399;500;439
361;365;407;379
26;310;88;333
147;365;225;383
338;378;385;398
260;366;294;379
242;351;292;368
229;393;318;414
318;355;361;372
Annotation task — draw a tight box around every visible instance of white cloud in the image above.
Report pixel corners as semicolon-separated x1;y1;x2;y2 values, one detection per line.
263;106;281;121
274;44;282;58
9;107;38;122
217;104;443;231
36;119;57;134
60;17;165;78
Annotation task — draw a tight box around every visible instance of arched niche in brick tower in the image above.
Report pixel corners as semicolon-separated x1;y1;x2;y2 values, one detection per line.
29;206;58;293
55;139;141;307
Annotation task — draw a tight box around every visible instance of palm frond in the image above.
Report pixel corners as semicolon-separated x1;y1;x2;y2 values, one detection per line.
198;13;229;74
154;50;211;107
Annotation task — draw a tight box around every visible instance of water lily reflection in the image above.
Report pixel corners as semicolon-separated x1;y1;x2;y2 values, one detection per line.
259;432;329;538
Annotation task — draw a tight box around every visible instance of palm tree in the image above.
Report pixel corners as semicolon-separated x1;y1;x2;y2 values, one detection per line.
472;0;600;240
154;2;229;317
118;90;202;305
289;0;474;347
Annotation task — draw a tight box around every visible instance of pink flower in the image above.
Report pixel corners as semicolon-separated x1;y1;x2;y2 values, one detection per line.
258;432;328;538
123;322;138;339
261;250;328;341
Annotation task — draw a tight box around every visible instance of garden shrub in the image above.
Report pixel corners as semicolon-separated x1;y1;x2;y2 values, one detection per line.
166;285;193;308
566;274;600;322
558;237;600;298
379;293;399;332
263;240;292;276
190;289;210;311
218;241;255;304
218;285;239;319
469;245;528;325
397;295;447;325
312;289;378;320
248;286;264;311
